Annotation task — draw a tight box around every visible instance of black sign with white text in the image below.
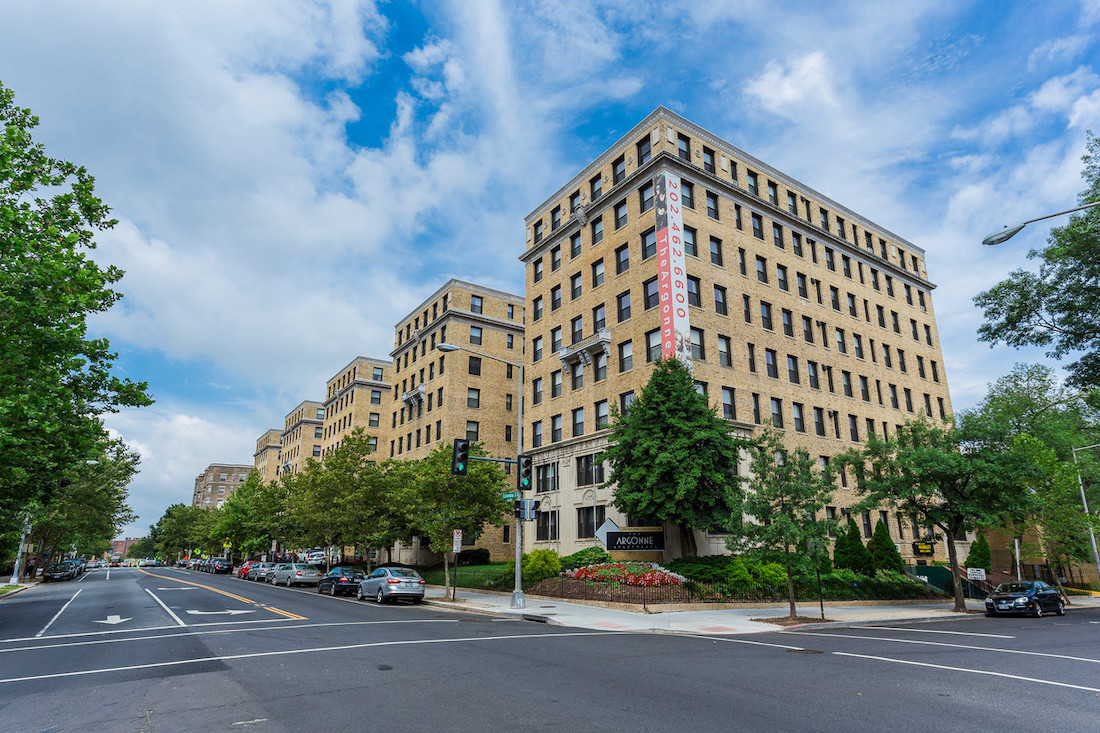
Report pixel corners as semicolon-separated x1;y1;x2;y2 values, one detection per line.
607;531;665;552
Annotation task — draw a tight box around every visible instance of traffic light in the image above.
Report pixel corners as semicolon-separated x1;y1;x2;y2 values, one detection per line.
517;454;533;490
514;500;523;518
451;438;470;475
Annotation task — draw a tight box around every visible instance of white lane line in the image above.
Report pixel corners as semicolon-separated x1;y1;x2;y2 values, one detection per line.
862;625;1014;639
145;589;186;627
156;587;196;591
833;651;1100;693
787;630;1100;664
35;588;83;638
685;634;808;651
0;619;461;654
0;630;614;685
105;568;110;581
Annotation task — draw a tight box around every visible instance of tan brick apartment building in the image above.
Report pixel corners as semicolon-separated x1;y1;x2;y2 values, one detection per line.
279;400;324;476
192;463;254;509
322;356;391;457
520;107;957;564
387;279;526;561
253;429;282;483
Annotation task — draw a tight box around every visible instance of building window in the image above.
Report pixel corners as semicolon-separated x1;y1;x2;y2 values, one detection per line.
618;340;634;372
788;355;800;384
614;200;627;229
371;390;381;404
570;232;582;259
470;295;483;314
591;217;603;245
467;388;480;408
570;272;582;300
751;213;764;239
532;336;543;362
687;276;701;307
369;412;380;428
767;180;778;205
469;326;482;345
782;309;794;337
551;370;562;398
551;245;562;271
536;462;558;492
466;421;479;442
760;301;773;330
620;391;635;414
533;258;543;283
803;316;814;343
590;174;602;201
747;170;759;196
533;220;543;244
617;290;631;322
593;304;606;331
677;133;690;161
532;421;543;447
690;327;705;360
710;236;723;266
646;329;661;362
765;348;778;378
536;510;559;542
747;343;757;373
532;378;543;405
641;227;656;259
468;356;481;376
814;407;826;437
756;256;768;283
615;244;629;274
592;259;604;288
637;137;651;164
684;227;697;257
551;414;562;442
792;403;806;433
771;398;784;428
714;285;728;315
702;146;715;173
551;206;561;231
572;407;585;436
550;327;562;352
595;400;609;429
721;387;736;419
577;505;607;539
706;191;719;219
576;454;605;486
550;285;562;311
682;181;694;209
612;155;625;184
643;277;659;309
570;360;583;389
533;296;543;321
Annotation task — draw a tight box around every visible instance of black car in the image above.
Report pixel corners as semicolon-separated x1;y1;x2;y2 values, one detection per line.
42;564;76;582
317;566;367;596
985;580;1065;617
209;558;232;574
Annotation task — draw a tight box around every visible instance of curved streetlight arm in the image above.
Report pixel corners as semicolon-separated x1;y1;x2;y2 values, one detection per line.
983;201;1100;245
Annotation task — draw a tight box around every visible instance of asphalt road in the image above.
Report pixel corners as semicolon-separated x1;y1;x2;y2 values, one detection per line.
1;566;1097;732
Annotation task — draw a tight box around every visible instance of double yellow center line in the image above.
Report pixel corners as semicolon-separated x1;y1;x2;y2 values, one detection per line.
139;570;306;620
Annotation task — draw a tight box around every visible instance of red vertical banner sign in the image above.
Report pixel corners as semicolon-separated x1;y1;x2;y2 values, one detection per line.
655;172;691;371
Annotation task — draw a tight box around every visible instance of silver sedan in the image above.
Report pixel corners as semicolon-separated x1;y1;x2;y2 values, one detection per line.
356;567;425;604
270;563;321;587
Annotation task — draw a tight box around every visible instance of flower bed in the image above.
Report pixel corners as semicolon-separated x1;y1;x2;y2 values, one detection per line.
562;562;684;587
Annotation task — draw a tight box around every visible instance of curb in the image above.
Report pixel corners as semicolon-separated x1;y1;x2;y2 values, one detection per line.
0;584;36;601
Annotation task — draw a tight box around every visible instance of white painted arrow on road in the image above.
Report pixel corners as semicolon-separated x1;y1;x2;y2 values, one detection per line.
93;615;131;625
184;609;255;616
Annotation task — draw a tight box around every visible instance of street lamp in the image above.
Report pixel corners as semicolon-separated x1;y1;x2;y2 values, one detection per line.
982;201;1100;245
437;342;527;609
1071;443;1100;575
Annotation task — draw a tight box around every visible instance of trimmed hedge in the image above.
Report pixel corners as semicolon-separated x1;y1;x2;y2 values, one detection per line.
560;547;612;571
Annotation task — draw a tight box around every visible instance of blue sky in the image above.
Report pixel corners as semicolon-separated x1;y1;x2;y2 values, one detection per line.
2;1;1098;539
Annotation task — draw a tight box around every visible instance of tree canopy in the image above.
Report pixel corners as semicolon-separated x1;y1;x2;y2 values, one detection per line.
836;417;1035;611
726;426;835;618
1;81;151;546
603;359;745;556
975;132;1100;391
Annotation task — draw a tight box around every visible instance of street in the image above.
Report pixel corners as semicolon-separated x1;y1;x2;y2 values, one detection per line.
0;566;1097;732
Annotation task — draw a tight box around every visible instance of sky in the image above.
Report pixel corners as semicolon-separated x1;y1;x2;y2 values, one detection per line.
2;0;1098;539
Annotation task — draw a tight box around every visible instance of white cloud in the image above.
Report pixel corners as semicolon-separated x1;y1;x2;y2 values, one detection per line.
744;52;842;116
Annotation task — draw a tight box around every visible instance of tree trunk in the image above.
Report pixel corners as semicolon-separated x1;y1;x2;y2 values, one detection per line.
1045;542;1071;605
680;525;697;558
443;551;451;600
785;547;797;619
945;530;966;613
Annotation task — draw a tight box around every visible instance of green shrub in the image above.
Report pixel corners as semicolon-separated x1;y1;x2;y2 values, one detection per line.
457;548;491;566
965;532;991;573
507;549;561;584
867;519;904;573
560;546;611;570
833;521;875;576
666;555;731;583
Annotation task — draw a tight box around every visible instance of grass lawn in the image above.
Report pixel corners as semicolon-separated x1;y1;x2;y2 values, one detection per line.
0;584;22;597
419;562;511;590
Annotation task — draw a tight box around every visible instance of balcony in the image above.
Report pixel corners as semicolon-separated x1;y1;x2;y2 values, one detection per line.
401;383;426;408
559;328;611;367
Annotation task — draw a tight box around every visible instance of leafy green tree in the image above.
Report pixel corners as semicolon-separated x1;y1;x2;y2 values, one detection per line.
975;132;1100;391
333;430;406;568
725;426;835;618
211;471;293;561
153;503;219;560
387;442;509;597
603;359;745;557
832;520;874;577
837;417;1035;611
867;519;904;574
0;82;152;537
965;532;992;573
26;437;138;571
126;536;156;560
285;458;347;568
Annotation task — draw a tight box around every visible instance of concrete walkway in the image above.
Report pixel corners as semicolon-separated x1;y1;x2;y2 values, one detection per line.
423;586;1100;635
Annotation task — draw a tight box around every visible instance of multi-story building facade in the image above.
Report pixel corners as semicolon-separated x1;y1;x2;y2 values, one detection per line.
279;400;325;476
253;429;282;483
388;279;525;560
520;107;956;563
321;356;391;457
192;463;253;509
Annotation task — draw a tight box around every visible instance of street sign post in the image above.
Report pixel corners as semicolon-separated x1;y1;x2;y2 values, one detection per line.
502;490;518;500
452;529;462;553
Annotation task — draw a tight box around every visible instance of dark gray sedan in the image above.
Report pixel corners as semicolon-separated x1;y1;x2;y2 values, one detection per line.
356;567;425;604
318;566;367;596
984;580;1065;617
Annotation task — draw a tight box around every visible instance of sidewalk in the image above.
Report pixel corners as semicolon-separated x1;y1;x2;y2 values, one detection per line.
423;586;1100;635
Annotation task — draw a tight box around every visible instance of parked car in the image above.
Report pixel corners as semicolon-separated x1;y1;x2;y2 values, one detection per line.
317;566;367;596
237;561;259;579
209;558;232;574
247;562;275;582
985;581;1065;617
357;567;425;604
270;563;321;587
61;560;83;576
42;564;76;582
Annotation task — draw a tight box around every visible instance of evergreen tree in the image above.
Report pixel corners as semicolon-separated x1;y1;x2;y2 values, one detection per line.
603;359;745;556
833;520;875;576
867;518;905;573
965;532;992;573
